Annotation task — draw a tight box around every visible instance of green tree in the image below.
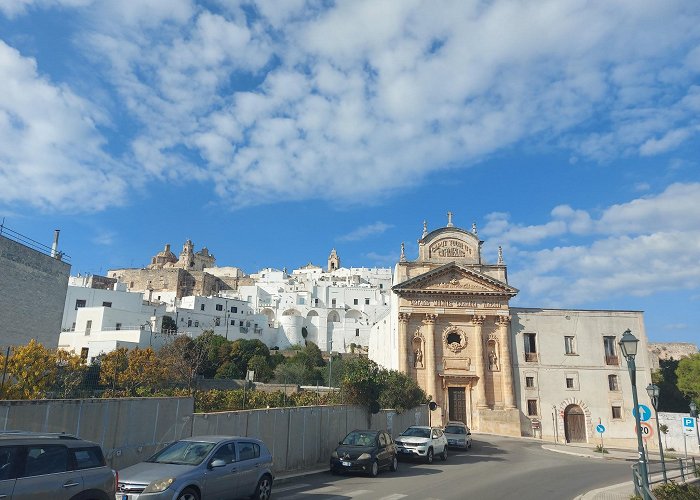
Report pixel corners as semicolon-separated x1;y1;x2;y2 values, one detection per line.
273;361;319;385
341;356;383;409
198;332;231;378
160;333;215;393
161;315;177;333
676;353;700;406
378;370;428;413
653;359;692;411
216;339;270;379
247;355;274;382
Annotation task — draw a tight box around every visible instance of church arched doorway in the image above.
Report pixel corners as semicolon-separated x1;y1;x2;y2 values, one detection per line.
564;404;586;443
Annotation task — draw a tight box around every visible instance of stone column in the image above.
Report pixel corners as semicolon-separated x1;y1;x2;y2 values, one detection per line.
423;313;438;402
398;313;410;373
472;315;488;408
497;315;516;408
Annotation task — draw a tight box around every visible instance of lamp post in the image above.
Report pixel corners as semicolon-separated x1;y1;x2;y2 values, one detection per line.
619;329;651;497
646;383;667;483
690;401;699;452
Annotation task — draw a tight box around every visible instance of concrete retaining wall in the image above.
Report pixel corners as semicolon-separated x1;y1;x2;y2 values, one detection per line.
0;398;428;473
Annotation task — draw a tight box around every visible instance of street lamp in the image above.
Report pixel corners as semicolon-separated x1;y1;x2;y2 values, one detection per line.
619;329;651;497
690;401;700;452
646;383;667;483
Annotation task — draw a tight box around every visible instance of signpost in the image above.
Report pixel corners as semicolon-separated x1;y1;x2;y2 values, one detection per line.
596;423;606;455
682;416;695;460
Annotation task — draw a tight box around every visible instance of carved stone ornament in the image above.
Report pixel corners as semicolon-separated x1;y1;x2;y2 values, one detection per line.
413;328;424;341
424;313;437;324
471;315;486;325
487;332;499;342
442;327;468;353
398;312;411;323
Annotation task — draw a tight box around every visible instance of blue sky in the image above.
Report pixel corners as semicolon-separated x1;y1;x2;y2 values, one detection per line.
1;1;699;345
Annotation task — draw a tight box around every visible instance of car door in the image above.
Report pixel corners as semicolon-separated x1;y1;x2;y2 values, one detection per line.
235;442;261;497
377;433;388;468
12;444;82;500
203;442;238;500
0;446;18;500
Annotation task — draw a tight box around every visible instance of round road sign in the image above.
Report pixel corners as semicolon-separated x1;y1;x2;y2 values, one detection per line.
596;424;606;433
633;405;652;422
635;422;654;441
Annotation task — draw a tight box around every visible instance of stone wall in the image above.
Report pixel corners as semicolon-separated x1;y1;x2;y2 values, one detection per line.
0;235;70;349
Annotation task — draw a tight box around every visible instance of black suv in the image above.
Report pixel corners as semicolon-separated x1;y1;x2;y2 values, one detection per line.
0;431;116;500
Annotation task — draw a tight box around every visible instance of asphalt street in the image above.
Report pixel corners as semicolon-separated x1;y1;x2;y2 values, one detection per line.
273;434;633;500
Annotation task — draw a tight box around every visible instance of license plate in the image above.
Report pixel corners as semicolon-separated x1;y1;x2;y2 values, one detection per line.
117;495;128;500
448;440;456;444
401;449;411;454
341;461;351;466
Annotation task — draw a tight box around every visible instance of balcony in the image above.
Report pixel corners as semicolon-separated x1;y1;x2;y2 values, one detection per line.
240;327;249;334
525;352;538;362
605;355;619;366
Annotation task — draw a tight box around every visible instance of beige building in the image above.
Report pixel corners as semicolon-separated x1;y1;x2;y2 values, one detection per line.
370;214;654;445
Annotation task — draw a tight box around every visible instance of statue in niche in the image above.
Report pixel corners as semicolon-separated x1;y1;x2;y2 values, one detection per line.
489;349;499;371
414;346;424;368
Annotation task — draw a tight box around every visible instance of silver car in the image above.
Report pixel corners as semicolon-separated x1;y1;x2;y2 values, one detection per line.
117;436;274;500
443;421;472;450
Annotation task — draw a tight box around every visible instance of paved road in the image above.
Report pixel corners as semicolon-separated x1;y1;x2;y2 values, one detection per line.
274;434;632;500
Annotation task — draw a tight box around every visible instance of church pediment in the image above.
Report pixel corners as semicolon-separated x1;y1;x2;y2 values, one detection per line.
393;262;518;297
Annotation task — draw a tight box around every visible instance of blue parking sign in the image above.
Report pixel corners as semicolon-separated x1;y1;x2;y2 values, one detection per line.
683;417;695;435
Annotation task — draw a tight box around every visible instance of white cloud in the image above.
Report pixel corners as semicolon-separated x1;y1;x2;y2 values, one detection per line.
0;41;130;211
2;1;700;211
0;0;91;18
338;222;393;242
491;183;700;307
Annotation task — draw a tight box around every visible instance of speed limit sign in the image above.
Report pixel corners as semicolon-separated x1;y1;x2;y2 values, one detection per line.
635;422;654;441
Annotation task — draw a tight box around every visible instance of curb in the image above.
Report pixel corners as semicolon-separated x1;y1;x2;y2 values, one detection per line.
275;466;329;486
541;445;638;462
572;480;633;500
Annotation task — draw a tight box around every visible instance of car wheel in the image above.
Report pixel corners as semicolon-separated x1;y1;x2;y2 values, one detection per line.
425;448;434;464
441;446;448;461
390;455;398;472
369;460;379;477
177;487;200;500
251;474;273;500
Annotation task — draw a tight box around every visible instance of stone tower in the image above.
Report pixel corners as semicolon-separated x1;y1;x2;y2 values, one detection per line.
328;248;340;272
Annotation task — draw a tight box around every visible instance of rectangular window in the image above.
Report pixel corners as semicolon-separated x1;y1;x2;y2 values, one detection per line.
331;298;337;307
525;376;535;388
354;298;359;305
355;329;360;337
566;377;574;389
239;321;243;326
194;321;199;327
80;347;89;360
214;317;221;326
527;399;538;416
187;320;192;327
524;333;537;362
102;301;112;308
230;306;236;313
115;323;121;331
22;445;69;476
365;298;370;305
604;336;618;365
75;299;86;310
565;336;576;354
379;284;383;289
230;319;235;326
612;406;622;419
72;447;105;470
85;320;92;335
314;298;319;306
216;304;223;311
608;374;619;391
200;304;205;311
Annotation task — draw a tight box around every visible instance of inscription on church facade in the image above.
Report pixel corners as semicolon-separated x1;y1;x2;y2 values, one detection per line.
429;238;473;258
409;297;503;309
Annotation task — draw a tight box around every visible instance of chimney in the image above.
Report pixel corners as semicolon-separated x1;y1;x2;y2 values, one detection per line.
50;229;60;258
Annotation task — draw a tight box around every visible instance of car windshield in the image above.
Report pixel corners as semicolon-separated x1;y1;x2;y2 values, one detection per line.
146;440;215;466
401;427;430;438
341;431;377;446
444;426;466;434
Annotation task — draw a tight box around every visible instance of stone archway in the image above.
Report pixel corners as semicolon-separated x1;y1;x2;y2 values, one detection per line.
564;404;587;443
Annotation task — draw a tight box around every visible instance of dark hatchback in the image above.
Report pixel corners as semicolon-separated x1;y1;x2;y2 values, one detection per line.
330;430;398;477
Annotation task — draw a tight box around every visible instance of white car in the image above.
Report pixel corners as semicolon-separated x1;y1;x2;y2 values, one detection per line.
394;426;448;463
443;421;473;450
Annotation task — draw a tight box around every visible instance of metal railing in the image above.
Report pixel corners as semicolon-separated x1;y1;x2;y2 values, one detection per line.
0;221;71;262
633;456;699;499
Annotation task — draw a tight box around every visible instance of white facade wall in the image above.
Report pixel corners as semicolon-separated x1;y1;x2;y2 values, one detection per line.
62;284;144;331
511;307;654;445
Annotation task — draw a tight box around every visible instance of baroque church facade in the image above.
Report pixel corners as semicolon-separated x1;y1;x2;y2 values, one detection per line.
370;214;653;445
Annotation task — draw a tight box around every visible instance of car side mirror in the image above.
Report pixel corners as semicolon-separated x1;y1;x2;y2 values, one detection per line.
209;459;227;469
467;432;471;435
339;441;343;445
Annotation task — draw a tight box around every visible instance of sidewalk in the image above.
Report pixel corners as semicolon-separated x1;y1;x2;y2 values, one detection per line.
543;442;700;500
